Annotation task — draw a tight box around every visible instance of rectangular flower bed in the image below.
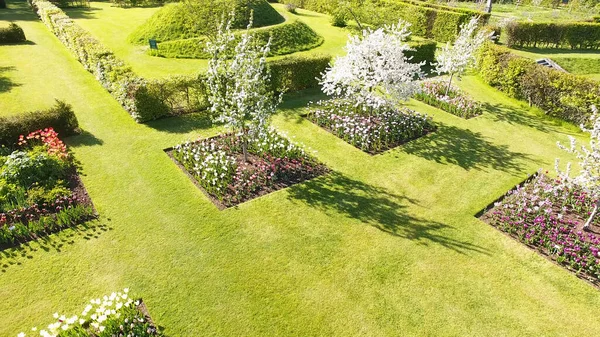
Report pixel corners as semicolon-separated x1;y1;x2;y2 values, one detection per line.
18;288;163;337
305;99;435;154
414;80;482;119
0;128;96;248
168;130;328;209
479;172;600;286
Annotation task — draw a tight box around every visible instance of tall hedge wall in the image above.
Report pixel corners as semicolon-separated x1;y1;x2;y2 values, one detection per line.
505;21;600;49
293;0;488;42
476;43;600;124
0;100;79;145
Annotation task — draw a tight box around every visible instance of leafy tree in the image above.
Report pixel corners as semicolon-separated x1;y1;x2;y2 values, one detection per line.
434;17;489;96
556;106;600;230
320;20;423;110
206;13;279;162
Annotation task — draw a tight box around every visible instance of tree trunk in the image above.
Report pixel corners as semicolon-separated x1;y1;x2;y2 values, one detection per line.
445;73;454;97
485;0;492;14
584;199;600;231
242;127;249;163
347;7;363;31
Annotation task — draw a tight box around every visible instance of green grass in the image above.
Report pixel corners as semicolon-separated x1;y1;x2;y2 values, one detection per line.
4;0;600;335
455;2;594;23
507;47;600;78
63;2;351;78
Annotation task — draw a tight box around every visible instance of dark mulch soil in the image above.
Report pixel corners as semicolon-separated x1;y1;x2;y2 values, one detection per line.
165;149;329;210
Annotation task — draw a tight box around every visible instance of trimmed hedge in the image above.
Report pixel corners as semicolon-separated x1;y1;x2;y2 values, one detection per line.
128;0;284;45
0;100;79;145
269;54;331;92
296;0;488;42
31;0;210;123
505;21;600;49
406;38;437;65
149;20;323;59
0;23;26;44
476;43;600;124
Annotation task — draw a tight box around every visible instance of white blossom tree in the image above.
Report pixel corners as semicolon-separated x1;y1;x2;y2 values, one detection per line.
320;20;424;110
206;13;279;162
434;16;490;96
556;106;600;230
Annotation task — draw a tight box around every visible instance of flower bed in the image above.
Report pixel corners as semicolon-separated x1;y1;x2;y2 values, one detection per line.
0;128;96;247
414;81;482;119
306;99;434;154
480;172;600;285
18;288;163;337
170;130;328;208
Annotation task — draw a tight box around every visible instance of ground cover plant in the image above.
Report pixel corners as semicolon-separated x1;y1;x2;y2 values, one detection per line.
414;80;482;119
8;0;600;334
306;99;433;153
0;128;95;246
480;172;600;284
17;288;163;337
171;130;327;208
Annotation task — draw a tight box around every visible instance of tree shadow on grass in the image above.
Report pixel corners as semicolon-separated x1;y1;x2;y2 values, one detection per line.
0;0;40;21
0;66;20;94
400;123;535;174
0;220;112;273
62;6;102;20
279;88;329;123
145;113;213;134
482;102;578;135
287;172;489;255
65;130;104;147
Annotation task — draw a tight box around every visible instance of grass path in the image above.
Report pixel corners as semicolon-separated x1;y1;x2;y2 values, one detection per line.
2;0;600;336
63;2;350;78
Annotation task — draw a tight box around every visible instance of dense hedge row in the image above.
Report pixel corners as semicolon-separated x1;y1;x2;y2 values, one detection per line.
128;0;284;45
31;0;209;122
0;23;26;44
406;38;437;65
150;20;323;59
269;54;331;92
0;100;79;145
477;43;600;124
291;0;488;42
505;21;600;49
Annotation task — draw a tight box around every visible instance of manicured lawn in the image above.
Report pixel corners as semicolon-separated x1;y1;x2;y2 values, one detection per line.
455;2;593;23
3;0;600;336
63;2;351;78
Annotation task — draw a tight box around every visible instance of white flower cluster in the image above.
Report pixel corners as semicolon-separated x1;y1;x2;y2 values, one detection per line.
556;106;600;229
320;20;424;109
250;129;306;159
18;289;138;337
206;12;279;143
435;17;490;84
174;139;237;195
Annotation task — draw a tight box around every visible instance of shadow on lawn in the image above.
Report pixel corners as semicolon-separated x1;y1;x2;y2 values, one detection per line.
66;130;104;147
400;123;535;173
0;220;112;273
146;113;213;134
0;0;40;21
61;6;102;20
0;66;20;94
482;102;577;135
287;172;488;255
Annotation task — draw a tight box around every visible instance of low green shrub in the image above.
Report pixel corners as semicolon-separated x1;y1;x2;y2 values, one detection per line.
298;0;488;42
406;38;436;65
269;54;331;92
0;0;6;8
477;43;600;124
0;100;79;145
505;21;600;49
0;23;26;44
151;20;323;59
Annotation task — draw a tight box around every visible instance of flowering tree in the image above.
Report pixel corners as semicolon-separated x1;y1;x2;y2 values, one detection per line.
206;13;279;162
434;16;489;96
320;20;423;110
556;106;600;230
